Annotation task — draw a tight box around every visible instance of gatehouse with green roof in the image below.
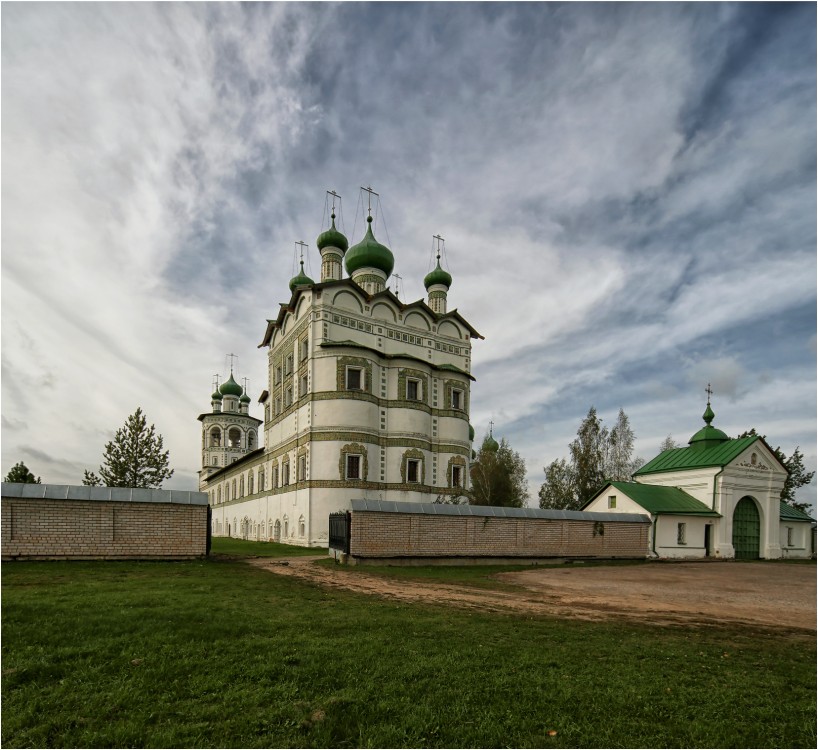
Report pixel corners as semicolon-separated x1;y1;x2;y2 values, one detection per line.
583;400;814;559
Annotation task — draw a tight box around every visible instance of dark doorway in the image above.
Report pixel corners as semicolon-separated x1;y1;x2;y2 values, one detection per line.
732;497;761;559
704;524;711;557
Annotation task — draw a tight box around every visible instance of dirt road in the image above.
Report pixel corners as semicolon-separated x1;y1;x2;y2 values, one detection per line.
248;557;816;633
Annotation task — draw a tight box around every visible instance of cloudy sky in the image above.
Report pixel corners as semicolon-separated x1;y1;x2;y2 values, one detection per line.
3;3;816;508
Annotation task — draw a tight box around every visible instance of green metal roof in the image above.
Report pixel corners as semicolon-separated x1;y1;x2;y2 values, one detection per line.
596;482;721;516
316;213;348;253
779;501;815;522
219;373;243;397
424;260;452;290
345;216;394;277
635;436;760;476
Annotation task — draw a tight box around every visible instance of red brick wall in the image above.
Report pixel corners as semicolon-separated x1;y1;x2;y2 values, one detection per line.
1;498;208;560
349;511;648;559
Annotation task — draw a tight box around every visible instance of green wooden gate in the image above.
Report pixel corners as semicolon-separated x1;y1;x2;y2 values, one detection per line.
732;496;760;560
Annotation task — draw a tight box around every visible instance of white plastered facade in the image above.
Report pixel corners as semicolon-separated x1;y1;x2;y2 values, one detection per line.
199;276;479;547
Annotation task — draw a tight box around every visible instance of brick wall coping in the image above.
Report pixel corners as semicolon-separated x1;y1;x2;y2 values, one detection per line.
2;483;208;506
350;498;650;523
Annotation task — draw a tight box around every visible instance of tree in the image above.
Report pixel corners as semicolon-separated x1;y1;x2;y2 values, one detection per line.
739;429;815;513
569;407;608;506
88;408;174;488
606;408;643;480
659;434;680;453
539;406;642;509
82;470;103;486
4;462;41;484
468;435;528;508
538;457;578;510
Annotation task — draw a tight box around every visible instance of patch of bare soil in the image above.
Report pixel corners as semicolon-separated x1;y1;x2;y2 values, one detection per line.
247;557;816;635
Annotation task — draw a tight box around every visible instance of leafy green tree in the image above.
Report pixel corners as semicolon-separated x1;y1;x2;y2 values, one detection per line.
539;406;643;509
739;429;815;513
538;457;578;510
82;470;103;486
569;406;608;506
468;435;528;508
88;408;174;488
4;462;41;484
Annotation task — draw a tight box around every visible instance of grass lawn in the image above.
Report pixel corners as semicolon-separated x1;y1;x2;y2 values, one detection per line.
2;554;815;748
210;537;326;558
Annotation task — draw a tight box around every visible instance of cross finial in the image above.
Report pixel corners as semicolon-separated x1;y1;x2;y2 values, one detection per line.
227;353;237;374
433;234;445;262
392;272;403;299
489;419;494;436
361;185;379;217
327;189;340;212
242;377;250;394
705;382;713;403
295;240;308;266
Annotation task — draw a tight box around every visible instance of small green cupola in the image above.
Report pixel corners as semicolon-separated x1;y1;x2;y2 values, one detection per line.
219;373;243;398
484;423;499;452
289;260;314;292
240;391;251;404
424;259;452;290
425;237;452;314
211;389;223;402
345;216;395;280
317;212;348;254
688;391;730;449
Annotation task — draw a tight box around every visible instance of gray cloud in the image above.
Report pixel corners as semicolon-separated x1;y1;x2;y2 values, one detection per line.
2;3;815;508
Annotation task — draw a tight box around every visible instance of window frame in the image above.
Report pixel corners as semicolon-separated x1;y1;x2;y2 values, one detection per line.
451;388;463;410
451;465;463;488
608;495;616;509
346;366;363;391
346;454;362;480
406;378;420;401
677;522;687;545
407;458;420;483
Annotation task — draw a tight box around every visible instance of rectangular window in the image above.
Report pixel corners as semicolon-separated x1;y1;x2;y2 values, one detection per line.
298;455;306;481
407;459;420;483
299;375;308;397
275;366;282;384
608;496;616;509
452;465;462;488
346;454;361;480
346;367;363;390
451;389;463;410
285;388;292;407
786;526;794;546
275;397;282;415
282;462;290;485
273;465;279;489
406;378;420;401
286;354;293;375
300;339;309;361
677;522;687;545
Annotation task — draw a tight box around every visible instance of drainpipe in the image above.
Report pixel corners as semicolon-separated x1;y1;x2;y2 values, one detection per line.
712;467;725;557
651;515;658;557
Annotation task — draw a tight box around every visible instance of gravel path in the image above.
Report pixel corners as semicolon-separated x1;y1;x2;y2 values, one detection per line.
248;556;816;634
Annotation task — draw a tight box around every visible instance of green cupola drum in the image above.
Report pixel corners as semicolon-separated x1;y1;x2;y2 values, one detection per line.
289;260;315;292
317;210;348;282
345;215;394;294
424;238;453;313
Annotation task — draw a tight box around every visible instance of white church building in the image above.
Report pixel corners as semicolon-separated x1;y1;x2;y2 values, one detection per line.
583;401;814;559
199;193;481;546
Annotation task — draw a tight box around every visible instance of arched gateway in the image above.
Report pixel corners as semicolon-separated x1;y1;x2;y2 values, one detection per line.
732;496;760;559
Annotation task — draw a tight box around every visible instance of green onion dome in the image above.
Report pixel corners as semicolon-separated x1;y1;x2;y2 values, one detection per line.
211;390;223;401
240;392;251;404
289;261;314;292
424;259;452;290
219;373;243;397
317;212;348;253
484;434;500;452
688;402;729;448
345;216;394;277
469;423;475;441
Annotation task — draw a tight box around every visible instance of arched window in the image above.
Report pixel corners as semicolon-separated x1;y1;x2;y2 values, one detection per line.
248;431;256;450
212;456;219;466
248;473;254;495
259;468;265;491
299;515;305;538
274;519;281;542
284;517;289;538
229;428;242;449
210;427;222;447
239;476;244;497
232;479;237;498
217;486;221;503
